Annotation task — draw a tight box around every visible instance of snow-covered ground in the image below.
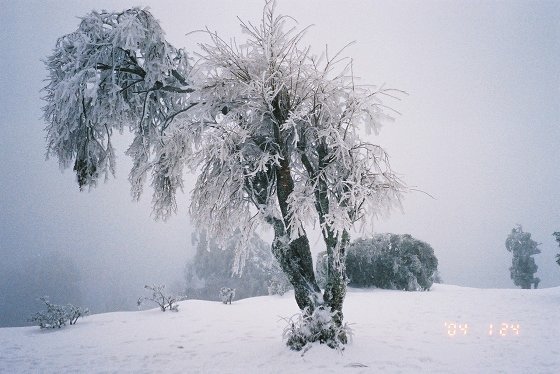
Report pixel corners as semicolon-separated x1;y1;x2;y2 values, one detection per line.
1;284;558;373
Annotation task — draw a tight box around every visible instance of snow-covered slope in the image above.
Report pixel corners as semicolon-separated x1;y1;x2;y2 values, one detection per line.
1;284;558;373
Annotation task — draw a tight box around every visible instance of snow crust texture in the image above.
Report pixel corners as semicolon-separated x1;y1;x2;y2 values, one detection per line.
0;284;558;373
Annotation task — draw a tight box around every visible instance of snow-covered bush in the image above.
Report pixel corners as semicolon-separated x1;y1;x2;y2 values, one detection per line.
219;287;236;304
347;234;438;291
316;234;438;291
1;252;83;328
65;304;89;325
283;306;352;353
29;297;89;329
137;284;185;312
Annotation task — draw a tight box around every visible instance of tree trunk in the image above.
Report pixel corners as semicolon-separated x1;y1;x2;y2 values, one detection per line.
247;166;322;313
322;230;349;336
266;218;322;312
268;98;323;312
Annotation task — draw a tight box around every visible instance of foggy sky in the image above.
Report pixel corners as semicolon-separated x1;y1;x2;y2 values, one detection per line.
1;0;559;318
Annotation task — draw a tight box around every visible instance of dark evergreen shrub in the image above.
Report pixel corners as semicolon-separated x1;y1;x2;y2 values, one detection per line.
316;233;438;291
505;226;541;289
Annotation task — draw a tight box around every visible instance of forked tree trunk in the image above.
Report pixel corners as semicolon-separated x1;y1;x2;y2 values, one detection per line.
267;216;322;311
267;93;348;343
272;152;322;311
248;164;322;312
267;100;324;313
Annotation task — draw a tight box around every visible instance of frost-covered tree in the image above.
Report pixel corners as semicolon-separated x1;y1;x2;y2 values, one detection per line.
43;3;404;348
43;8;193;195
505;226;541;289
184;231;291;300
553;232;560;267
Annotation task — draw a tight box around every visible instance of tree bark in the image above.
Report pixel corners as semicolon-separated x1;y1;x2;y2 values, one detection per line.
271;156;322;311
247;166;322;312
323;230;349;334
266;92;322;312
267;216;322;311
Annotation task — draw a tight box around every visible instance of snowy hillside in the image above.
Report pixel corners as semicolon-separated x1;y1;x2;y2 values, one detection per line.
1;284;558;373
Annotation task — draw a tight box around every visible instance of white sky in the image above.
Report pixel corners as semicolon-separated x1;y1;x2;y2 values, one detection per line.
1;0;558;303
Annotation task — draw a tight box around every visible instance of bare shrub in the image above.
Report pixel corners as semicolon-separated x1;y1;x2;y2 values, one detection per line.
29;297;88;329
137;284;186;312
219;287;235;304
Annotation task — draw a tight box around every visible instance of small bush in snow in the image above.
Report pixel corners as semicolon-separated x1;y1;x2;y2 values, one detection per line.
65;304;89;325
137;284;185;312
283;306;352;353
29;297;88;329
219;287;235;304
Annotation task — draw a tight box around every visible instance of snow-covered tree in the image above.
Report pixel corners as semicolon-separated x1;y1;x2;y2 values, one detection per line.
184;231;291;300
553;232;560;267
43;3;404;349
505;226;541;289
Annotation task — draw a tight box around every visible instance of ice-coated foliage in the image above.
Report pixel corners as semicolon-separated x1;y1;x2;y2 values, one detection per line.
553;232;560;267
505;226;541;289
43;2;406;349
43;2;403;252
184;231;292;301
137;284;186;312
187;5;405;253
43;7;193;208
267;266;293;296
219;287;236;304
315;251;329;290
283;306;352;353
316;234;438;291
29;297;89;329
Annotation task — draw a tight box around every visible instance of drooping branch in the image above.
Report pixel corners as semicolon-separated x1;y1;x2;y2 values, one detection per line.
44;7;195;192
